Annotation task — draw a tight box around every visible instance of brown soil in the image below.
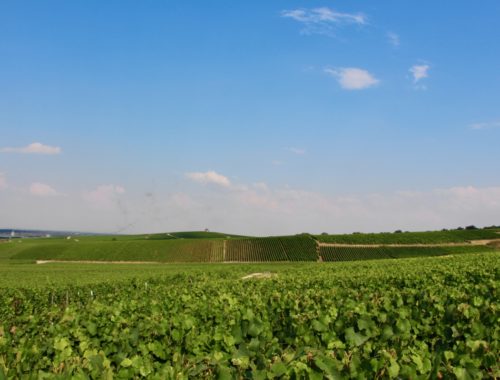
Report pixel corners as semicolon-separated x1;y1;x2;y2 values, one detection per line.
36;260;162;265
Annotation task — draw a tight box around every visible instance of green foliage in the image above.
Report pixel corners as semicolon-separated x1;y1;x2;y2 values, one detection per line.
315;229;500;244
0;252;498;378
225;236;317;262
2;229;498;265
10;239;225;263
5;235;319;263
320;245;492;261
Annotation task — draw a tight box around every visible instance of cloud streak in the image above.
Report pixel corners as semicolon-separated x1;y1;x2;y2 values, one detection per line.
0;173;7;190
325;67;379;90
470;121;500;130
0;142;62;155
281;7;366;36
29;182;61;197
83;184;126;208
186;171;231;188
387;32;400;47
286;147;306;155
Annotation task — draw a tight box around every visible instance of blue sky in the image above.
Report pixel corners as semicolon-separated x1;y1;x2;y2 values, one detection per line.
1;1;500;235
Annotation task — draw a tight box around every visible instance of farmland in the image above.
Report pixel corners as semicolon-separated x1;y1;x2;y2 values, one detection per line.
0;228;499;378
315;229;500;244
1;228;498;264
0;252;498;378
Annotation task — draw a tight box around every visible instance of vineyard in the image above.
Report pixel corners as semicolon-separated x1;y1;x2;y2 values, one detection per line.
1;229;499;264
225;236;317;262
0;252;498;378
9;239;225;263
319;245;493;262
315;228;500;244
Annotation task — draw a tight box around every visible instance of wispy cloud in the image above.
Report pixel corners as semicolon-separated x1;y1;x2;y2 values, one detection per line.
387;32;400;47
83;184;126;208
286;147;306;155
0;142;62;155
29;182;61;197
409;64;430;83
186;171;231;188
281;7;366;37
0;173;7;190
469;121;500;130
324;67;379;90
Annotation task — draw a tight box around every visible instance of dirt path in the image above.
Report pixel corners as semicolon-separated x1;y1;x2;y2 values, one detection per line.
36;260;163;265
318;239;500;248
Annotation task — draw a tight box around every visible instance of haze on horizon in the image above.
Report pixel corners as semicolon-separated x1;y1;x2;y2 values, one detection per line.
1;1;499;236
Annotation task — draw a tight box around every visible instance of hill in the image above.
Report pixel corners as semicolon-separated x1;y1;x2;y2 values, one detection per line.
1;228;498;263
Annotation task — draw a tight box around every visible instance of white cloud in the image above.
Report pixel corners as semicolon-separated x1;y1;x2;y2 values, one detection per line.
409;64;430;83
1;178;500;236
470;121;500;130
281;7;366;36
325;67;380;90
29;182;60;197
0;142;62;155
0;173;7;190
387;32;400;47
185;171;231;188
286;147;306;155
83;184;126;208
253;182;269;191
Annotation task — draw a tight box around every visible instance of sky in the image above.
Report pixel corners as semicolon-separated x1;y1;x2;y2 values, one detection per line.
1;1;500;235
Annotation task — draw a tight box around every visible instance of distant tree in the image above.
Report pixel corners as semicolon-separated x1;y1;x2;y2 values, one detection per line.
465;225;478;230
321;232;328;235
441;228;449;232
394;230;402;233
457;227;464;230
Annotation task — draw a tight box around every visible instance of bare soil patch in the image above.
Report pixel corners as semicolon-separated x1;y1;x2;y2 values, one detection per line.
36;260;162;265
241;272;277;280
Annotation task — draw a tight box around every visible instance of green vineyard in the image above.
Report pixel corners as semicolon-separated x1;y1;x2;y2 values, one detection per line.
319;245;492;262
225;236;317;262
1;229;498;264
315;228;500;244
0;253;498;378
10;239;225;263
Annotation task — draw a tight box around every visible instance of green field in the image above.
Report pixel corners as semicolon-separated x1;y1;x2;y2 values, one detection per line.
315;228;500;244
1;228;498;264
0;252;498;378
319;245;493;262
